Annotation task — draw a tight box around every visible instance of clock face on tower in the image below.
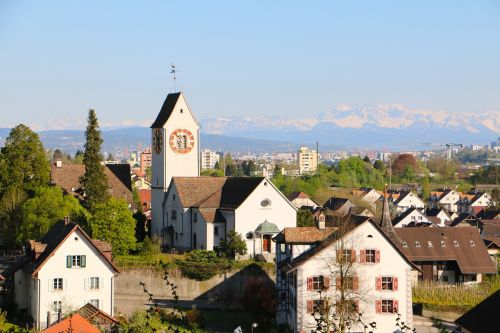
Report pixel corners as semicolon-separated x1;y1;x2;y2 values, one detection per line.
152;128;163;154
169;128;195;154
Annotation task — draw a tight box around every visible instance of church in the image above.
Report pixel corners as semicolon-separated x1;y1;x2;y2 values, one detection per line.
150;92;297;259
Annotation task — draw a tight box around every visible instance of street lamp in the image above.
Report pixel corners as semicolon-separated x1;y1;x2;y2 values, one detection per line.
251;322;258;333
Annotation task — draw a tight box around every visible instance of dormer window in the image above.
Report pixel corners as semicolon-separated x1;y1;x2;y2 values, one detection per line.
454;241;459;247
402;241;408;248
470;240;475;247
415;241;421;248
427;241;433;247
441;241;446;247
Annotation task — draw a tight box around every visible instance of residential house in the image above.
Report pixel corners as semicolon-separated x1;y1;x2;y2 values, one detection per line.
50;162;135;209
425;208;451;227
287;192;319;209
152;176;296;260
458;192;492;215
351;187;381;211
455;289;500;333
323;197;354;217
392;191;425;214
274;217;415;333
0;220;119;329
430;189;461;213
392;207;431;228
395;227;496;284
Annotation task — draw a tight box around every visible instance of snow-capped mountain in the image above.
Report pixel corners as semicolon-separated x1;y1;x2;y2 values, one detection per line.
200;104;500;146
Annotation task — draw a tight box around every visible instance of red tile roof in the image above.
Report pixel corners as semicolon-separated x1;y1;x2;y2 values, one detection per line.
41;313;101;333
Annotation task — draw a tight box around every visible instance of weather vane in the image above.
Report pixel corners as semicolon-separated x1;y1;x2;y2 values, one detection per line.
170;63;177;92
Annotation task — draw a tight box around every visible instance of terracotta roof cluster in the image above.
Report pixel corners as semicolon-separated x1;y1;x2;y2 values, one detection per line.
50;162;134;207
395;227;497;274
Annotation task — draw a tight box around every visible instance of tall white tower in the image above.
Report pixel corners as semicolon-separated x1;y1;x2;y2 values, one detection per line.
150;92;200;236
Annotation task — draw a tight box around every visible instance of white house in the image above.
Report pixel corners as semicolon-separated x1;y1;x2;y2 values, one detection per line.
352;188;381;211
392;191;425;214
430;189;461;213
287;192;319;209
149;92;297;259
153;176;297;260
0;220;119;329
425;208;451;227
274;219;415;333
392;207;431;228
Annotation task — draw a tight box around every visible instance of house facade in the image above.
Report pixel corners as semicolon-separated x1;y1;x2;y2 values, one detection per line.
393;191;425;214
275;220;415;333
392;207;431;228
0;221;119;329
287;192;319;209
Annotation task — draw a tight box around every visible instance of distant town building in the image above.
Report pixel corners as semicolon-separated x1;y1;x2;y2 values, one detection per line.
129;150;139;167
377;152;391;162
200;149;219;170
140;147;152;173
298;146;318;175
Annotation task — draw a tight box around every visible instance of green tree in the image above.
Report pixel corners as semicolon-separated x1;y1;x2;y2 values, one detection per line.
363;155;371;163
373;160;386;173
17;186;89;244
392;154;418;177
90;198;136;255
297;208;315;227
220;230;247;259
80;109;109;211
0;124;50;197
0;188;28;249
74;150;84;164
422;176;430;201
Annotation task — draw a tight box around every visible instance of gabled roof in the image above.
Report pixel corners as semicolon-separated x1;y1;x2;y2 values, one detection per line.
78;302;119;325
392;207;429;226
323;197;352;211
425;208;450;219
395;227;497;274
41;313;101;333
450;213;480;227
151;92;182;128
287;191;311;200
198;208;226;223
455;290;500;333
279;219;416;273
274;227;337;244
172;176;264;210
476;210;500;220
393;191;423;206
1;221;119;279
483;224;500;238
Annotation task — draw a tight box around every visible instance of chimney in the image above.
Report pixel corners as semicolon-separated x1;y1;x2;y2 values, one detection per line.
56;160;62;168
317;213;326;229
63;216;70;225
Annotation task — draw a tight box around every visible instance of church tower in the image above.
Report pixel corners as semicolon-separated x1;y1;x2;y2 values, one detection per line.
150;92;200;236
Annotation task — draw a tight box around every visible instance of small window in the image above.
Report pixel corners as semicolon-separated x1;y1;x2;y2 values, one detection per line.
173;194;176;201
415;241;421;247
382;300;395;313
53;301;62;312
260;199;271;208
365;249;376;263
454;241;459;247
381;277;393;290
470;240;475;247
53;278;63;291
441;241;446;247
171;210;177;220
90;299;100;309
340;249;352;262
214;226;219;236
411;216;416;221
402;241;408;248
418;216;423;220
90;277;100;290
194;213;198;222
312;276;324;290
428;241;433;247
67;255;86;268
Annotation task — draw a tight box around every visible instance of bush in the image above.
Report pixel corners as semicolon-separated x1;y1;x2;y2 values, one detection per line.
176;250;231;281
220;230;247;259
140;236;161;255
185;308;206;328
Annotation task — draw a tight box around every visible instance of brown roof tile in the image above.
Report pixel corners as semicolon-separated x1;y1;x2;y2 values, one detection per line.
277;227;337;244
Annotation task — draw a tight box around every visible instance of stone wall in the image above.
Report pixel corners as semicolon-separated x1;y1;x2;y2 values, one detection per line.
114;264;275;315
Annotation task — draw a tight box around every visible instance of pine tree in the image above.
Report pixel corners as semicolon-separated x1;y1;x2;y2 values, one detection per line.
80;109;109;211
422;175;430;201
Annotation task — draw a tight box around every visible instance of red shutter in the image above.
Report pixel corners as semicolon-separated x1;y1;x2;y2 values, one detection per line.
393;277;398;291
351;249;356;262
307;300;313;314
375;277;382;291
307;277;313;291
375;249;380;263
375;300;382;314
353;276;359;291
323;276;330;290
337;250;342;263
393;300;399;313
360;249;366;263
336;277;341;291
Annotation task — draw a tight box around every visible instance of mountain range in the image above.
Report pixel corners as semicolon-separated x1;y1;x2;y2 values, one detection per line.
1;104;498;153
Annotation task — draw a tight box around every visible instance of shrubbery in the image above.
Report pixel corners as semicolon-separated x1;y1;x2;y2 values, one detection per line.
176;250;231;281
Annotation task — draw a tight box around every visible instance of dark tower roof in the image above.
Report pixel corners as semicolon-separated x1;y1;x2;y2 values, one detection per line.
380;185;403;246
151;92;182;128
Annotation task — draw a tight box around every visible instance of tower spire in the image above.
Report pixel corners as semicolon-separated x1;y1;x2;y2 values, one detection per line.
380;184;402;245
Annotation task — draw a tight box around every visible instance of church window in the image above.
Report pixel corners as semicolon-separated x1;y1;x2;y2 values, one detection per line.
260;199;271;208
214;226;219;236
194;213;197;222
171;210;177;220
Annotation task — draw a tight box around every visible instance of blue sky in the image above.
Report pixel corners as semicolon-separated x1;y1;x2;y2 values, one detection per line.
1;1;499;129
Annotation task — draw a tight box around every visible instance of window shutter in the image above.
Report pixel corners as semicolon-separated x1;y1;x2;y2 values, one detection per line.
351;249;356;263
336;277;341;291
393;300;399;313
49;279;53;292
66;256;72;268
360;249;366;263
307;277;313;291
323;276;330;290
375;277;382;291
81;255;86;267
336;250;342;263
375;249;380;263
353;276;359;291
393;277;398;291
375;300;382;314
307;300;313;314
